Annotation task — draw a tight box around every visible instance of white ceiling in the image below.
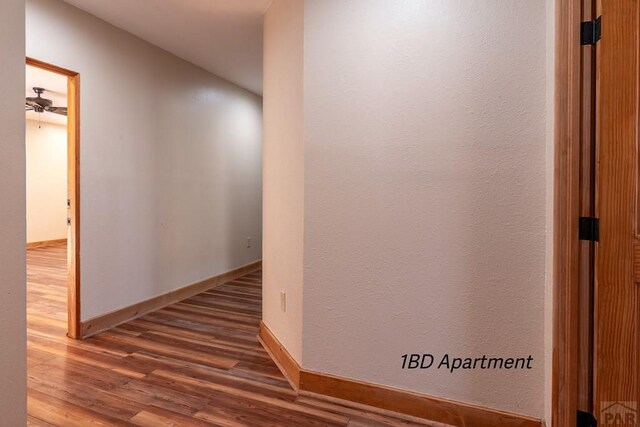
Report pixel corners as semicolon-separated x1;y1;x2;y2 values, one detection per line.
26;65;68;126
62;0;270;95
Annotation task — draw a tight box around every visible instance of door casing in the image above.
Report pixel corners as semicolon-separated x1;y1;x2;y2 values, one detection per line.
555;1;640;425
553;0;595;425
26;57;81;339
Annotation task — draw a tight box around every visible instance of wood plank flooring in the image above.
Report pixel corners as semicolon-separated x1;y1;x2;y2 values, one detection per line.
27;244;442;427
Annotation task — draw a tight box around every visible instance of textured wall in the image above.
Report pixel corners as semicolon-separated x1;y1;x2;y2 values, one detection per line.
0;0;26;424
262;0;305;362
27;0;263;320
26;120;68;243
544;0;556;424
302;0;547;417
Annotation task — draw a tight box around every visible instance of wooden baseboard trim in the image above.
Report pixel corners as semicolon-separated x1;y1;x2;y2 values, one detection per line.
26;238;67;249
259;320;542;427
299;370;542;427
258;322;301;389
81;260;262;338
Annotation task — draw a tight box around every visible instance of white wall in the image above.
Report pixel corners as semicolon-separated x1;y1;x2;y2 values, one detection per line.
262;0;305;363
26;120;68;243
263;0;548;419
302;0;547;417
0;0;26;424
27;0;263;320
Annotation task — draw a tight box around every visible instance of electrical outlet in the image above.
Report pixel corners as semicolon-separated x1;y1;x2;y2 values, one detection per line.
280;291;286;312
247;236;251;248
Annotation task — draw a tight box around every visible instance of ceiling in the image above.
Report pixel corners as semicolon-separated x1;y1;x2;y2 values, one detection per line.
62;0;270;95
26;65;68;126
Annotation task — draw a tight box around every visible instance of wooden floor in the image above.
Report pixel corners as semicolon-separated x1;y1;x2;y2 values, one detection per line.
27;244;440;427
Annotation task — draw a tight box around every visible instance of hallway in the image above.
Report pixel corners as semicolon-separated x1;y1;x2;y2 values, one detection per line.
26;244;436;426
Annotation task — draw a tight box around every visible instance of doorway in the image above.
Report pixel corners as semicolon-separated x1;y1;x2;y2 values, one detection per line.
555;1;640;426
25;57;80;339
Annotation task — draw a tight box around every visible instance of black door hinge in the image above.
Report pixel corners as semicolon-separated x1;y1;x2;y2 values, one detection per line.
581;16;601;45
579;217;599;242
577;410;597;427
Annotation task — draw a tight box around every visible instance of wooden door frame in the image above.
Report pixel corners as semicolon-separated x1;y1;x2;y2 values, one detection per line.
553;1;586;426
26;57;81;339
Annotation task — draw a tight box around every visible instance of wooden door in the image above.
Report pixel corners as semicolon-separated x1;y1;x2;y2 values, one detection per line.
594;1;640;424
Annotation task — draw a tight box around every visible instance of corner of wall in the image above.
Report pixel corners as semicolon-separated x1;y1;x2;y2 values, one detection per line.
262;0;305;364
0;0;27;424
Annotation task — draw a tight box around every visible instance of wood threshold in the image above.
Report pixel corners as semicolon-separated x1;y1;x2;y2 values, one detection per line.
26;239;67;249
259;321;542;427
81;260;262;338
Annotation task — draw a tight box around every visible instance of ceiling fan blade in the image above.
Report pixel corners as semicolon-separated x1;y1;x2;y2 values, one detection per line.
26;101;44;113
26;99;42;109
40;89;64;96
27;91;53;109
47;107;67;116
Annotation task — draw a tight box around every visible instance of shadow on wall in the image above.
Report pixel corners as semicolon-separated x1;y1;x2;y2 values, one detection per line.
143;64;263;297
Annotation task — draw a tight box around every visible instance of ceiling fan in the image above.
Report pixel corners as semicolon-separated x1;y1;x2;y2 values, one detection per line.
25;87;67;116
